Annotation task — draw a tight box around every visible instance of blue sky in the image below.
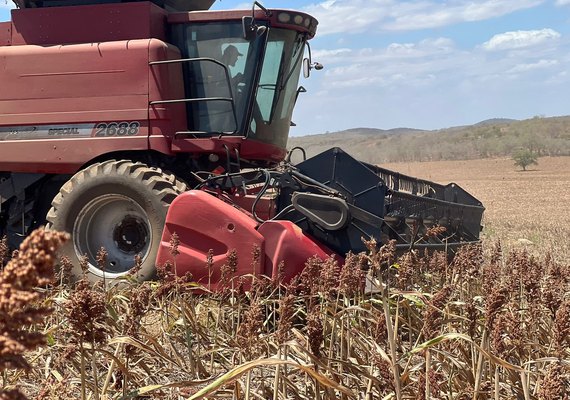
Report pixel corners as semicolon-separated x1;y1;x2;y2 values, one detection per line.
2;1;569;135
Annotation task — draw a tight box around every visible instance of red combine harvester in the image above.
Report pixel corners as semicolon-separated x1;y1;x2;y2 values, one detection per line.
0;0;484;286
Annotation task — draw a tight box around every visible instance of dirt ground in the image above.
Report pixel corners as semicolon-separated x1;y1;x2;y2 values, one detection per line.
381;156;570;262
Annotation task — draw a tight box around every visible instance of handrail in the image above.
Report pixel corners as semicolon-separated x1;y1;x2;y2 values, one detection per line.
149;57;239;135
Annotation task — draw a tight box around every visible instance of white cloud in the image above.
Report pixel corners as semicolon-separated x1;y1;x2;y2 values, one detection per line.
482;29;561;51
507;59;559;73
312;48;352;64
304;0;544;35
555;0;570;5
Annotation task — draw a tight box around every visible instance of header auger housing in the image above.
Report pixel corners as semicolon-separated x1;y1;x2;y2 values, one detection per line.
0;0;484;286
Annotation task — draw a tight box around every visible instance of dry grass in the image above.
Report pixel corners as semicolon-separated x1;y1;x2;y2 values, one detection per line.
382;156;570;262
1;232;568;399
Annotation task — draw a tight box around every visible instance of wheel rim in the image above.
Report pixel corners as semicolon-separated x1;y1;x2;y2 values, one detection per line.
73;194;152;277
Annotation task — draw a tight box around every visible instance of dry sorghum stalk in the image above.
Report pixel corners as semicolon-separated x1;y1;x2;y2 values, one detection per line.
0;228;68;399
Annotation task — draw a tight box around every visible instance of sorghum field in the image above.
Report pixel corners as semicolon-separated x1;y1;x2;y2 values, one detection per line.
0;157;568;400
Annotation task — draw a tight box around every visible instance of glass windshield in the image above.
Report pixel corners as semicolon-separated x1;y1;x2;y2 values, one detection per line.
171;22;264;134
249;29;305;148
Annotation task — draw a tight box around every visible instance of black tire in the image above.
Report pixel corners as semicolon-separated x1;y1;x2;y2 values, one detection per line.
46;160;187;282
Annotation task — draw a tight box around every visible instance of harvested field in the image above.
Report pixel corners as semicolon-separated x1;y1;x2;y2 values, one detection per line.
382;156;570;262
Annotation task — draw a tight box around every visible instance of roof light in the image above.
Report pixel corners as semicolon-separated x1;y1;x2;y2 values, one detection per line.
294;14;304;25
277;12;291;23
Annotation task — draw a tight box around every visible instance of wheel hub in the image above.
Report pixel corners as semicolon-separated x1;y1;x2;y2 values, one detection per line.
113;216;148;254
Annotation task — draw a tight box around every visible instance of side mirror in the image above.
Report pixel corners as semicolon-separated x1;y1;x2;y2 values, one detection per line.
303;43;324;78
303;58;311;78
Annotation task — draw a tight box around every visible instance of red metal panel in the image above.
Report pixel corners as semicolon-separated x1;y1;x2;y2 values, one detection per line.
258;220;335;283
0;136;149;174
147;39;187;143
0;22;10;46
10;2;166;46
0;39;150;126
170;136;287;164
156;190;266;291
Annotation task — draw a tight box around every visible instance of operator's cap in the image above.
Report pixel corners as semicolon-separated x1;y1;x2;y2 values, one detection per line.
225;45;243;57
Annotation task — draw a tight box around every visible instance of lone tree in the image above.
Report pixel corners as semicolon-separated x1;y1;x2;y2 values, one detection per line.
513;149;538;171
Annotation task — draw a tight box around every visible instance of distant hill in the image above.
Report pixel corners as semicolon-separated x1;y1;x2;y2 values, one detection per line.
288;116;570;163
473;118;517;127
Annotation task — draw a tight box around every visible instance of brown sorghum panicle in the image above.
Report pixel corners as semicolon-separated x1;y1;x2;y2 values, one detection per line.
451;243;483;281
169;232;180;258
485;285;508;331
339;252;365;297
538;363;569;400
95;247;108;272
0;229;68;400
422;285;453;339
319;255;339;297
0;237;8;266
397;251;420;289
553;299;570;355
66;279;107;344
306;306;323;357
220;249;238;288
78;254;89;275
236;301;264;359
465;298;479;338
275;294;294;345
